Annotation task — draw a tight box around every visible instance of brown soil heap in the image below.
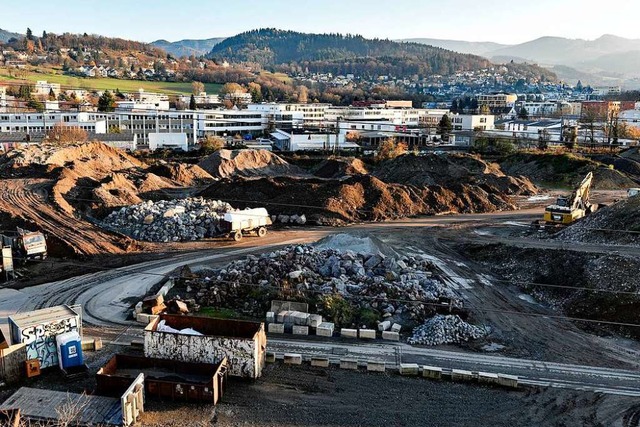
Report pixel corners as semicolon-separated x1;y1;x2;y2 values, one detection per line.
199;153;538;225
198;149;308;179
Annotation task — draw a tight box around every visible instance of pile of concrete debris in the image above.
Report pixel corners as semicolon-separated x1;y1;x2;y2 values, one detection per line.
408;315;487;346
187;243;457;326
103;197;233;242
274;214;307;225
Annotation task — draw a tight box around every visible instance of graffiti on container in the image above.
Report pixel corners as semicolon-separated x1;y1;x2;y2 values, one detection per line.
20;317;78;368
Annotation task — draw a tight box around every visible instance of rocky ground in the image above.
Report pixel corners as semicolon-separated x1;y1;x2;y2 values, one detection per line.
175;234;472;335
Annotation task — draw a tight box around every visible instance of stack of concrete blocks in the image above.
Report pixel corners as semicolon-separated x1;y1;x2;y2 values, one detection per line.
316;322;335;337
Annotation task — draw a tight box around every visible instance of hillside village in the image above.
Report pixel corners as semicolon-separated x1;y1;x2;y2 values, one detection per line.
1;18;640;427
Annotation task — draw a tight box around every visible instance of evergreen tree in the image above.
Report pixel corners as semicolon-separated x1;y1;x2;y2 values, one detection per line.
518;107;529;120
48;88;56;101
26;28;33;40
97;90;116;112
437;114;453;137
189;94;197;110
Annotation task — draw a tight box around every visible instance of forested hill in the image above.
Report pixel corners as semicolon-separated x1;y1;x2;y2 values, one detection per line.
208;28;494;76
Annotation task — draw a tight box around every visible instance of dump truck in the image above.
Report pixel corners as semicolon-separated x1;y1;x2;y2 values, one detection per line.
222;208;272;242
1;227;48;261
538;172;598;227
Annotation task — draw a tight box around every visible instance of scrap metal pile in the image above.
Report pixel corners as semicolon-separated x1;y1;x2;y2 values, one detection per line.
408;314;487;346
103;198;233;242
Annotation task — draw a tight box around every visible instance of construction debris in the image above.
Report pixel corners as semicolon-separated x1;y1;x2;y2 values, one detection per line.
102;198;233;242
181;237;457;328
407;315;487;346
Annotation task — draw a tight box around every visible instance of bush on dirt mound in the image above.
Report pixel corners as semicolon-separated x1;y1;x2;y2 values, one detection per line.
198;149;308;179
500;152;637;189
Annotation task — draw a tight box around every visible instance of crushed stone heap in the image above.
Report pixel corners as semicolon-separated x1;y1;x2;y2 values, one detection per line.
189;242;457;324
103;197;233;242
408;314;487;346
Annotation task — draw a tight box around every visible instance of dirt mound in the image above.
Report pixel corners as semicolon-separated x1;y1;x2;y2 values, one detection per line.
199;174;519;225
500;152;637;189
374;153;537;195
313;157;369;178
198;149;307;179
147;162;214;186
557;196;640;246
591;155;640;181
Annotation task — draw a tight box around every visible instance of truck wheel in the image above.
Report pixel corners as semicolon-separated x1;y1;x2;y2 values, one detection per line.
233;231;243;242
257;227;267;238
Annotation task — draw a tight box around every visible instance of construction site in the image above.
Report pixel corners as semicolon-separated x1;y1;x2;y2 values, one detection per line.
1;142;640;426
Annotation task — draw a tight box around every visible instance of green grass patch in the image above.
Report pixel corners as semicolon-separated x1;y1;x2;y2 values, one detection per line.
0;67;221;95
198;307;249;320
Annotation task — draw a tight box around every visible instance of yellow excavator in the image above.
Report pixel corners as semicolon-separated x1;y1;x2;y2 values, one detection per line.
540;172;598;227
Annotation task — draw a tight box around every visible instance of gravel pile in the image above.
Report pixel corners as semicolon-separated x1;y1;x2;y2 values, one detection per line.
103;197;233;242
408;315;486;345
186;243;457;325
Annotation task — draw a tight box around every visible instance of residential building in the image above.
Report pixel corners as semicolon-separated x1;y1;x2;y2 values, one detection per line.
477;93;517;108
178;92;221;106
33;81;61;97
450;114;495;131
247;103;330;127
619;109;640;129
224;92;253;105
0;86;7;113
592;86;622;97
516;101;558;117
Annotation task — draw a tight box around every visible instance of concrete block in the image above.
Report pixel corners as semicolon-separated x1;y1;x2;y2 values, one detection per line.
308;314;323;328
277;310;291;323
366;361;386;372
340;328;358;338
378;320;391;332
81;339;95;352
136;313;158;325
497;374;519;388
266;352;276;363
311;357;330;368
391;323;402;333
284;353;302;365
292;325;309;336
451;369;474;382
399;363;420;376
268;323;285;334
134;301;143;314
382;331;400;341
359;329;376;339
340;359;358;370
478;372;499;384
293;312;310;326
94;337;103;351
316;322;334;337
266;311;275;323
422;365;443;380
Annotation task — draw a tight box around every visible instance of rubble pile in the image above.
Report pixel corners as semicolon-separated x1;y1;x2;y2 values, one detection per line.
185;243;457;325
103;197;233;242
408;315;487;346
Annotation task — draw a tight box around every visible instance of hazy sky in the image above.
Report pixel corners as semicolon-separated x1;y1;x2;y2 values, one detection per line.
3;0;639;44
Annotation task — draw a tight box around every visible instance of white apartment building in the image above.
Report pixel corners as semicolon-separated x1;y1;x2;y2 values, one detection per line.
34;81;61;97
450;114;495;131
0;86;7;113
592;86;622;97
0;111;107;134
516;101;558;117
247;103;330;127
325;107;424;126
178;92;221;106
477;93;517;108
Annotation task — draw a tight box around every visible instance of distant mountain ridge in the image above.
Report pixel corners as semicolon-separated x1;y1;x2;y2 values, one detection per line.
206;28;556;81
151;37;225;57
403;34;640;87
0;28;22;42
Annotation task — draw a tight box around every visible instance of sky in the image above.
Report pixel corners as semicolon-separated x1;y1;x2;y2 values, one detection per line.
3;0;640;44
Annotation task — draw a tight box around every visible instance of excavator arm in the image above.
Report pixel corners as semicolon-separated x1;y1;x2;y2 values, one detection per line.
571;172;593;210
